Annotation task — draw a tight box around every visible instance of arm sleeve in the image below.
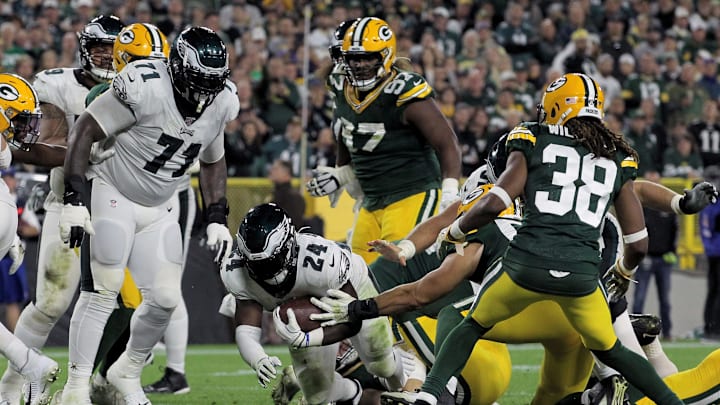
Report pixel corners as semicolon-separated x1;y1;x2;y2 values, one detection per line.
235;325;267;368
85;90;137;138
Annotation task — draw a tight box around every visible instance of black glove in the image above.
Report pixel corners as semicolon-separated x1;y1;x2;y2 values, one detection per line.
347;298;380;323
679;182;718;214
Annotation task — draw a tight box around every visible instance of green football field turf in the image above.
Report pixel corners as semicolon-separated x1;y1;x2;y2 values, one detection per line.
1;342;716;404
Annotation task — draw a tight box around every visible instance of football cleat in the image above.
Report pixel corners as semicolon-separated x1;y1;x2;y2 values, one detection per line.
271;366;300;405
629;313;662;346
16;348;59;405
106;353;150;404
142;367;189;395
581;375;630;405
54;387;93;405
380;390;433;405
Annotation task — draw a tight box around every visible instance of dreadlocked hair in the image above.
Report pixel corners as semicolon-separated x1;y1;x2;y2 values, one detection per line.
565;117;638;162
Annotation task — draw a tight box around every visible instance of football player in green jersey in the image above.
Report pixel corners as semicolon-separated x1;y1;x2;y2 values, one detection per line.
400;73;682;405
306;17;462;265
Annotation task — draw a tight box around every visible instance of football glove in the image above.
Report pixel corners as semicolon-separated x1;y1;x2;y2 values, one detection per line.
8;235;24;275
311;289;380;326
206;223;233;271
89;139;116;164
436;219;467;256
59;204;94;249
253;356;282;388
367;239;415;266
272;307;323;349
678;181;718;214
306;165;355;207
603;259;637;303
439;178;460;212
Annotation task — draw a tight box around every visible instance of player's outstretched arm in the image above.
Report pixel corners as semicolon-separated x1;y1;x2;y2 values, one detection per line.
635;179;718;214
367;200;460;265
200;158;233;270
312;243;482;324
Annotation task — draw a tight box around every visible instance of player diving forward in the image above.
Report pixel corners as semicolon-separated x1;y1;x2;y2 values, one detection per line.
55;26;235;404
0;73;61;405
221;203;413;405
0;15;124;405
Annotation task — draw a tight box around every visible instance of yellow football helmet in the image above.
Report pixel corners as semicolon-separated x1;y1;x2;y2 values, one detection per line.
539;73;605;125
113;23;170;72
341;17;396;91
0;73;41;151
457;183;516;218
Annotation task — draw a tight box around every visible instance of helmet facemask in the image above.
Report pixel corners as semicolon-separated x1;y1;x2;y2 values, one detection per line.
79;16;124;82
4;109;41;151
344;52;387;91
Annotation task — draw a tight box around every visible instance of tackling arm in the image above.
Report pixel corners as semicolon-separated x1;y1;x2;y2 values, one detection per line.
635;179;718;215
614;181;649;269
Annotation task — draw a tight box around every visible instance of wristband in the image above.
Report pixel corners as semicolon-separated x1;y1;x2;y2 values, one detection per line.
488;186;513;207
449;219;466;240
303;327;324;347
616;256;638;277
623;228;648;244
347;298;379;322
207;197;229;225
441;178;459;193
63;174;86;206
670;195;684;215
396;239;416;260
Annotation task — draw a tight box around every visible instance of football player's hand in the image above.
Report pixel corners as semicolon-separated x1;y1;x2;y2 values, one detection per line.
8;235;24;275
59;204;94;249
89;141;115;164
439;178;460;212
368;239;412;266
273;308;314;348
680;181;718;214
253;356;282;388
436;221;467;256
310;289;356;326
603;263;637;303
206;223;233;270
306;165;354;197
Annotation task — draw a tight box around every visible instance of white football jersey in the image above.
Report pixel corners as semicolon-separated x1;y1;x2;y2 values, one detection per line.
86;59;239;206
0;179;13;207
33;68;90;129
221;232;367;311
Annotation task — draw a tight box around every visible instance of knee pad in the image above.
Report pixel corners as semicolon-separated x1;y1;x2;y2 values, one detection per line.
91;263;126;293
150;263;182;310
91;219;130;266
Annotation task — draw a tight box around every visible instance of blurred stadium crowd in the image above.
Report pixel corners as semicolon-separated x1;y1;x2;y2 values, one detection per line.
2;0;720;181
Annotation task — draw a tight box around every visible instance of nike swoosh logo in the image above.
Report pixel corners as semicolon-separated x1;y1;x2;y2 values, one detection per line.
413;79;422;86
329;256;335;267
167;207;172;212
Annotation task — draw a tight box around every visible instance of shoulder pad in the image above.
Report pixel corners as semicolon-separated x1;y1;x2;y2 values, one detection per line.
506;124;536;145
392;71;433;107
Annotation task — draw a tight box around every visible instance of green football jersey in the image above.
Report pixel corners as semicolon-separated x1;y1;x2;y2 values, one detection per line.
85;81;110;107
502;122;638;296
327;68;441;211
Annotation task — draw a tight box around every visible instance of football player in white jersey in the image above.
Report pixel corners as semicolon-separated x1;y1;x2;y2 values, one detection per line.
0;15;124;405
77;23;194;402
221;203;410;405
0;73;61;405
56;26;236;405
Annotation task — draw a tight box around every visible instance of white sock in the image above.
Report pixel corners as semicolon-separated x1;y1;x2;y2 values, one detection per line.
329;374;359;402
65;362;92;391
613;311;646;358
13;303;55;350
0;323;30;369
164;298;188;374
446;376;457;395
642;338;678;377
126;301;173;365
68;291;117;366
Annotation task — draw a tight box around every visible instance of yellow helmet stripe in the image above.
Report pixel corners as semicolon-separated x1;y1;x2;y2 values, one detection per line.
142;23;162;54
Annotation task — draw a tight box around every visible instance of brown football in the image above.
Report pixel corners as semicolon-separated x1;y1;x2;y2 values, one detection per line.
278;296;324;332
